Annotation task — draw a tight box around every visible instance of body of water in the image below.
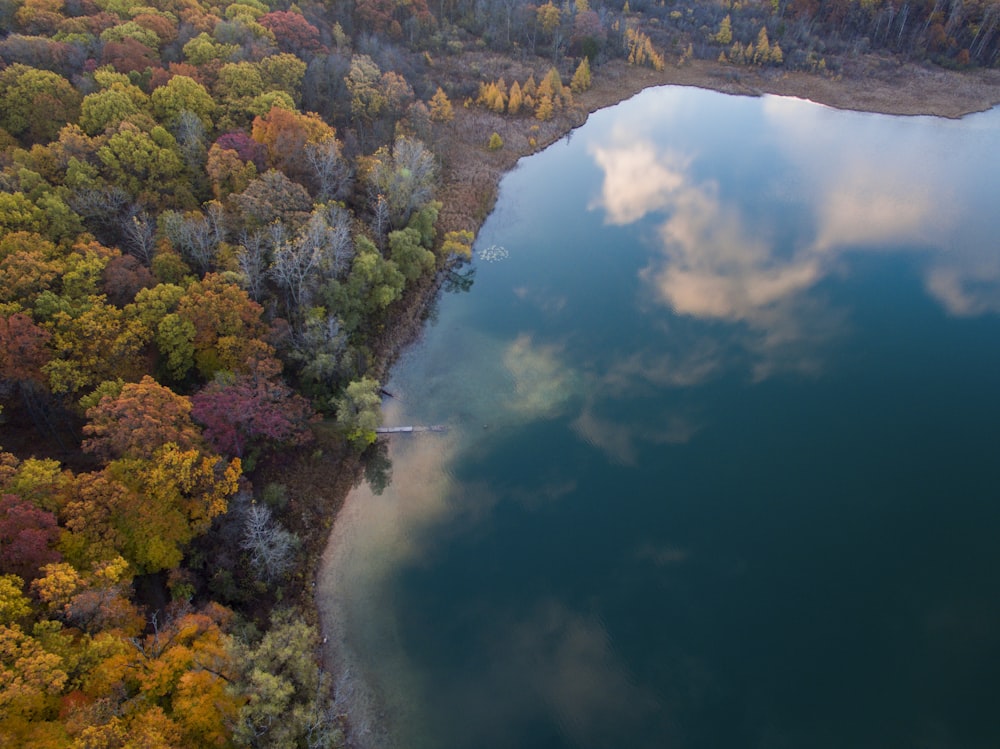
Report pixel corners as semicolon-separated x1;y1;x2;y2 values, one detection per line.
318;86;1000;749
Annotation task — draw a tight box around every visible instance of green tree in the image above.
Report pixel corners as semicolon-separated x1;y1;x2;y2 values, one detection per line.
97;123;186;202
0;65;82;145
43;297;149;396
100;20;161;49
389;226;435;283
333;376;382;449
326;236;405;334
151;75;216;131
229;610;341;749
182;32;238;66
0;196;49;239
215;61;267;103
258;53;308;104
78;79;151;136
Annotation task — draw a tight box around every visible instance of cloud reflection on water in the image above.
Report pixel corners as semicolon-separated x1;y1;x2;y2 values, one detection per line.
503;333;577;418
588;130;837;382
589;96;999;379
602;344;722;394
589;142;690;225
759;96;1000;317
321;92;1000;749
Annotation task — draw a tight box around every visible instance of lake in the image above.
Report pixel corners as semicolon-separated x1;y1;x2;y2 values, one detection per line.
318;86;1000;749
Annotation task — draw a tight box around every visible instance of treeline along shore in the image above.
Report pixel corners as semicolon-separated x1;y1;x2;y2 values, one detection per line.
0;0;999;745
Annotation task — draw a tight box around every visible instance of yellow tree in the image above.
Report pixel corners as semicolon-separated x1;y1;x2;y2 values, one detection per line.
486;82;506;113
714;14;733;45
537;2;561;36
570;57;591;93
507;80;523;114
544;67;564;103
522;73;537;110
0;622;68;721
535;93;554;121
170;273;270;380
429;86;454;122
43;297;150;397
754;26;771;64
205;143;258;200
61;446;239;574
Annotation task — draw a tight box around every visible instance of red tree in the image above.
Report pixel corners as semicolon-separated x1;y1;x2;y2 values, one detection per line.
102;254;156;307
259;11;325;55
0;312;51;385
191;357;316;458
101;38;159;75
214;131;267;171
0;493;61;581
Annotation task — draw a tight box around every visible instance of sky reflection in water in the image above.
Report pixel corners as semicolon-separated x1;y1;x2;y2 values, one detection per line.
319;87;1000;749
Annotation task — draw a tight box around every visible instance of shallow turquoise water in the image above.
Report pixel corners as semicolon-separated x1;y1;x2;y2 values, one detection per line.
323;87;1000;749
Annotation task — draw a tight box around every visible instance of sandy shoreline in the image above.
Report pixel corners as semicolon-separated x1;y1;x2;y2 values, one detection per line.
316;481;397;749
316;56;1000;749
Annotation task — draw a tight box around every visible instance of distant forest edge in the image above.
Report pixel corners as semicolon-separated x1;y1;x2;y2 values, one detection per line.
0;0;997;746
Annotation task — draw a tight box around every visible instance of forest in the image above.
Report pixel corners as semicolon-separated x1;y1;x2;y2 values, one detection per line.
0;0;997;745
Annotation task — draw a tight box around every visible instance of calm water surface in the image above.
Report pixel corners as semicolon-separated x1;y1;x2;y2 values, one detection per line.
319;87;1000;749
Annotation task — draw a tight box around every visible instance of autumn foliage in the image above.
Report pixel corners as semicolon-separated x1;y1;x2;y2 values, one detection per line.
192;356;317;458
82;376;205;461
0;494;61;581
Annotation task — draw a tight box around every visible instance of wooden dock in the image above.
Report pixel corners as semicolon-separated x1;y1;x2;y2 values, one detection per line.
375;425;448;434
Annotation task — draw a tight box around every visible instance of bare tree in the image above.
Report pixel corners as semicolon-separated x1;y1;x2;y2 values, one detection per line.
124;211;157;266
237;230;272;302
69;185;136;246
174;110;208;172
270;206;353;317
160;201;227;273
370;193;391;251
241;502;298;582
305;138;353;202
365;135;437;229
271;217;325;315
290;312;350;393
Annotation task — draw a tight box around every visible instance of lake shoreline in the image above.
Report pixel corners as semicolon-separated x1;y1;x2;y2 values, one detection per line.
585;57;1000;120
315;56;1000;749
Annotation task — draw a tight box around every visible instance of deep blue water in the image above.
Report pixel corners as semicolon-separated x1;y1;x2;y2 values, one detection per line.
322;87;1000;749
